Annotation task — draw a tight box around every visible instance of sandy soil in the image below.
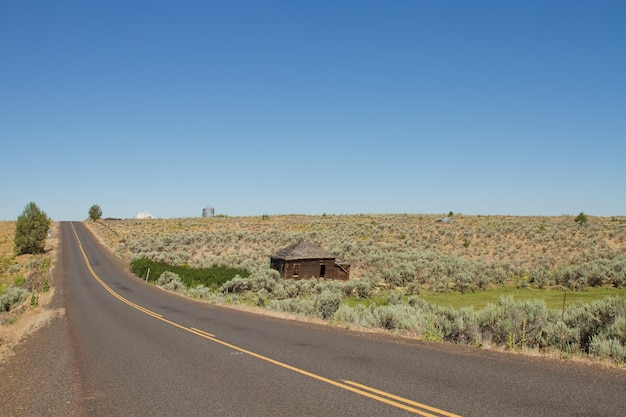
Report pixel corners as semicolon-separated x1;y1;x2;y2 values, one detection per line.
0;222;61;364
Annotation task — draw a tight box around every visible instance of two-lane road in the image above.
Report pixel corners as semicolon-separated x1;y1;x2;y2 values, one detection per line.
3;221;625;416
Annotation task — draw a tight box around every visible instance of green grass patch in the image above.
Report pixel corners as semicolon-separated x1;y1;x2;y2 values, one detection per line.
130;258;250;289
419;285;626;310
13;274;25;287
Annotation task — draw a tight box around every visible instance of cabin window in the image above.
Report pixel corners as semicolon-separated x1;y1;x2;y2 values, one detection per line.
320;264;326;278
293;264;300;278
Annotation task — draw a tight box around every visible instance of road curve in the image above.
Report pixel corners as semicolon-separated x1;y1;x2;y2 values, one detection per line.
3;221;626;416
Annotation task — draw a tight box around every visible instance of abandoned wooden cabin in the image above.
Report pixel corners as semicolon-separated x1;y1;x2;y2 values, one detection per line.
270;240;350;280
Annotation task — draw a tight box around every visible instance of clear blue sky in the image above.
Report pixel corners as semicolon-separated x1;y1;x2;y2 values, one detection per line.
2;1;624;220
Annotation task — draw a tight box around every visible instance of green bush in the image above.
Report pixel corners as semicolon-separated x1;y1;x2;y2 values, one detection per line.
30;292;39;308
574;212;588;226
131;258;249;288
14;202;50;255
40;257;51;271
13;275;25;287
88;204;103;221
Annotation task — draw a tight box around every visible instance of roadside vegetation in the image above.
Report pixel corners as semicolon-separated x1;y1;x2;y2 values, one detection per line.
1;206;53;322
86;214;626;365
130;258;250;289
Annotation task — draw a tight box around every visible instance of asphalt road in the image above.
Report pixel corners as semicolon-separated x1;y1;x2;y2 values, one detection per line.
2;221;625;416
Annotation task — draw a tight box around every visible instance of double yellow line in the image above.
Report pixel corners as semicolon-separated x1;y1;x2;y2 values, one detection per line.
71;224;461;417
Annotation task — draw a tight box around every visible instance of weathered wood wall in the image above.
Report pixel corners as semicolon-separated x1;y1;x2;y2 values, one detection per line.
271;258;349;280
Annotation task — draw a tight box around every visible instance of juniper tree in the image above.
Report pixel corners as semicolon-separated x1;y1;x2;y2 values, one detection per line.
574;212;588;226
14;202;50;255
88;204;103;221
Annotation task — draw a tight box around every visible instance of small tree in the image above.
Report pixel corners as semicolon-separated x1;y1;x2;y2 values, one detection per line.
14;202;51;255
574;212;588;226
88;204;103;221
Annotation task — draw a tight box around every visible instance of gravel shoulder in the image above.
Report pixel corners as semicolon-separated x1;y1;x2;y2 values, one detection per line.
0;224;83;417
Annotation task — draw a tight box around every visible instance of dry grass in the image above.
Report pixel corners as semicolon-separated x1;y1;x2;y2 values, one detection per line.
0;222;59;363
1;222;26;291
1;221;56;291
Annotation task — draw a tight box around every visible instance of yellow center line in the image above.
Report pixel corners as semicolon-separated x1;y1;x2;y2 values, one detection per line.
71;223;461;417
342;380;462;417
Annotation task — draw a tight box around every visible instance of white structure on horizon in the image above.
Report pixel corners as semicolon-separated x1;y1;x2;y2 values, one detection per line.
202;204;215;218
135;210;154;219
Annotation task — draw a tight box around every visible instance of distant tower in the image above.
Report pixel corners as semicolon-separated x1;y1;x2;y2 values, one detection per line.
202;204;215;218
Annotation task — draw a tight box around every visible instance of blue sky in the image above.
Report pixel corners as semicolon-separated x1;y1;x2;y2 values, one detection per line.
2;1;624;220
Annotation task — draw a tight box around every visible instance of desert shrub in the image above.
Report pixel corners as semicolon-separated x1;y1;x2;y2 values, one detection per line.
580;263;608;287
436;305;479;344
283;278;320;298
375;305;401;330
333;303;364;326
611;273;625;288
387;290;403;305
187;284;213;300
546;320;580;352
603;316;626;344
268;298;299;314
316;290;342;319
340;279;357;297
529;269;551;289
271;284;289;300
157;271;185;292
453;270;475;293
406;282;420;295
475;269;495;290
371;304;419;331
0;285;30;312
268;297;316;316
609;257;626;288
419;314;445;342
224;293;241;304
25;259;40;270
381;262;416;287
354;278;375;299
255;289;269;307
429;276;450;293
248;268;281;293
563;296;626;353
220;276;251;293
588;336;626;362
554;265;587;291
477;296;553;348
